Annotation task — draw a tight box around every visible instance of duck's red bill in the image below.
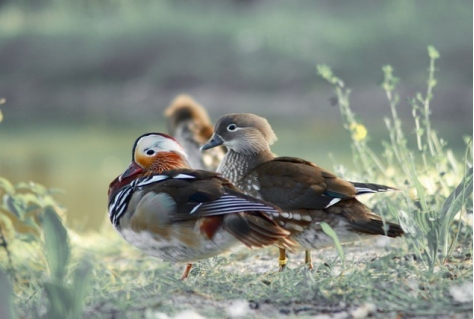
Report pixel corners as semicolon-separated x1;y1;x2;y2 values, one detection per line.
119;161;143;181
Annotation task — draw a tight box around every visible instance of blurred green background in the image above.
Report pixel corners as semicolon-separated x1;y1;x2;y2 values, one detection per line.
0;0;472;231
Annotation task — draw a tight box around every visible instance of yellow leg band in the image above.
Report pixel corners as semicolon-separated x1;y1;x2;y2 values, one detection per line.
279;257;288;266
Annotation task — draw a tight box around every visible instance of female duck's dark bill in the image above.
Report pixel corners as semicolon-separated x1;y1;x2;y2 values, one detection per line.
200;134;224;151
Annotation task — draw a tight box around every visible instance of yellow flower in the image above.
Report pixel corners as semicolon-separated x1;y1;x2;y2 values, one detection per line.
385;166;396;177
350;123;367;141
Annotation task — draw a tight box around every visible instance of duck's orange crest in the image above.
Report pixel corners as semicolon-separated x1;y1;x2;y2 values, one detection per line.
137;151;190;174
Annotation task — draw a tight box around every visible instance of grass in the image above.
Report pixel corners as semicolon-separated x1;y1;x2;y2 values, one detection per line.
0;47;472;318
318;46;473;273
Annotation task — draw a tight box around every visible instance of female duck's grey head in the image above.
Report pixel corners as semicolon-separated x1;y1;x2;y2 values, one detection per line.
201;113;277;155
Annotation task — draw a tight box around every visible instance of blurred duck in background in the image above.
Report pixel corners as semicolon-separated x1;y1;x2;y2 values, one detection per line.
164;95;225;171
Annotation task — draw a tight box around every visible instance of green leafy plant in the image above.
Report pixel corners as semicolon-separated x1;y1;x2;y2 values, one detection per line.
0;178;65;240
0;178;93;319
317;46;473;272
0;178;67;288
41;207;93;319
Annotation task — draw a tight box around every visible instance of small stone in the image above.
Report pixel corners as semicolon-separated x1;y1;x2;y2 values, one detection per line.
173;310;206;319
449;281;473;303
226;300;250;318
350;303;376;319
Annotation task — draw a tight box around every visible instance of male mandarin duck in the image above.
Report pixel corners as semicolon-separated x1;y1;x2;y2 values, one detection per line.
201;113;404;270
108;132;295;280
164;94;225;171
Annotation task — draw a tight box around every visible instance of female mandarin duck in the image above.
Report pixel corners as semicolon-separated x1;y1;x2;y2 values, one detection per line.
164;94;225;171
201;113;404;270
108;132;295;280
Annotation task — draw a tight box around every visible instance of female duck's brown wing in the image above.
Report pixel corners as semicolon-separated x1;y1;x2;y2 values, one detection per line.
253;157;358;211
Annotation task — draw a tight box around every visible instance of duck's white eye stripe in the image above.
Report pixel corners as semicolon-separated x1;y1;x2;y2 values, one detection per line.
227;124;245;132
174;174;196;179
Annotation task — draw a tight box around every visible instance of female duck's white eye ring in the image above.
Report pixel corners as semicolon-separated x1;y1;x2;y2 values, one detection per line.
227;124;237;131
